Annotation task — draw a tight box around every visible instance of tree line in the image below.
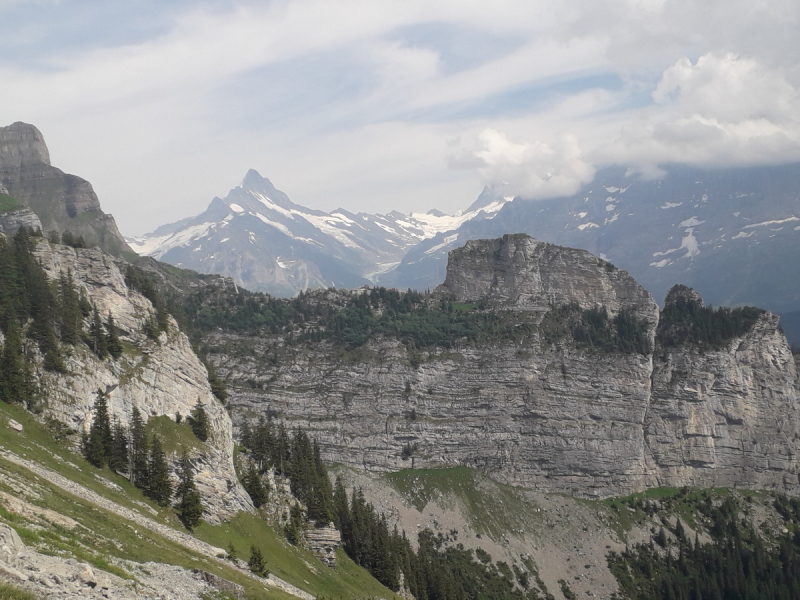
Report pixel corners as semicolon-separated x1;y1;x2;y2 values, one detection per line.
608;491;800;600
0;227;125;407
657;295;765;348
81;390;207;531
238;419;550;599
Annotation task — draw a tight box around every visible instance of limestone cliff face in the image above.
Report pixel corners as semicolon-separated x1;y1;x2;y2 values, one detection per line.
31;239;252;522
219;234;800;498
647;311;800;491
440;235;659;328
0;122;132;256
0;207;42;235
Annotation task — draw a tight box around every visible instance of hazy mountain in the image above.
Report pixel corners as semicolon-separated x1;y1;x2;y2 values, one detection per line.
128;169;511;296
383;164;800;321
0;121;133;256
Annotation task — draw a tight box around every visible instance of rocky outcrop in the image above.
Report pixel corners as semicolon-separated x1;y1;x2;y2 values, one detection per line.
0;122;132;256
30;239;252;522
220;235;800;498
647;310;800;491
440;235;659;328
0;207;42;235
304;523;341;568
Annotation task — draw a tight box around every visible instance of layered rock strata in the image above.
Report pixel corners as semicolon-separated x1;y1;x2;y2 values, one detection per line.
220;234;800;498
31;239;252;522
0;122;132;255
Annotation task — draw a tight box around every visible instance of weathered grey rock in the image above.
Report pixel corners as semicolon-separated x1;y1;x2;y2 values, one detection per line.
30;239;253;522
0;207;42;235
6;418;23;432
220;234;800;498
647;311;800;491
193;570;246;599
0;121;132;255
304;523;341;568
439;234;659;329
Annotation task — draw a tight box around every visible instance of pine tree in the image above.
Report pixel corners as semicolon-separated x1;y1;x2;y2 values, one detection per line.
175;451;203;531
109;417;129;474
146;434;172;506
0;321;32;404
243;462;269;508
206;360;227;403
105;313;123;360
58;271;82;346
84;390;112;468
248;545;268;577
89;305;108;359
130;406;149;488
189;402;209;442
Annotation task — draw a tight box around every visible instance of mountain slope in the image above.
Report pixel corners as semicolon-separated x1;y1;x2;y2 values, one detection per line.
128;170;511;296
0;122;133;256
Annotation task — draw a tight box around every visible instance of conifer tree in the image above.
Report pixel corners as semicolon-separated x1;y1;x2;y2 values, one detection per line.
84;390;112;468
146;434;172;506
0;321;32;404
109;417;129;474
248;545;268;577
130;406;149;488
243;462;269;508
58;271;82;346
105;312;123;360
89;305;108;359
189;402;209;442
175;451;203;531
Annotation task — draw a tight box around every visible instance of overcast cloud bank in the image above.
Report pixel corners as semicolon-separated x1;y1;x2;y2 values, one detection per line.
0;0;797;233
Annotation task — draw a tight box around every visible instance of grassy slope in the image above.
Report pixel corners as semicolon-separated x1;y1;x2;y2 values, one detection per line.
0;194;24;213
0;402;398;600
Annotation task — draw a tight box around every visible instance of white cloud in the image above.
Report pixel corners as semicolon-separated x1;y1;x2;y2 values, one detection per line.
451;129;596;200
1;1;799;233
598;53;800;171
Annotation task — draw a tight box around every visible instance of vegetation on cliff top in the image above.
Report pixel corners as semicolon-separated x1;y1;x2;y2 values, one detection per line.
657;295;765;348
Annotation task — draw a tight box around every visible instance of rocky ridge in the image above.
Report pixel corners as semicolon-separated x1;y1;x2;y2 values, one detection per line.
0;122;132;256
29;238;252;522
218;234;800;499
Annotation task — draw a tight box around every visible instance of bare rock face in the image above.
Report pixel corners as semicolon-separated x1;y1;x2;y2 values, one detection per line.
0;122;132;256
0;207;42;235
648;311;800;491
304;523;341;568
222;234;800;498
32;239;253;522
439;234;659;328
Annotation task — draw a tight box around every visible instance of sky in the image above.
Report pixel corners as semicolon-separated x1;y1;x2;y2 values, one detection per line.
1;0;799;236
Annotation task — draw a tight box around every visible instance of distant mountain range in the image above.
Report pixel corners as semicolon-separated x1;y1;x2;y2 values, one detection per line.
129;163;800;320
126;169;511;296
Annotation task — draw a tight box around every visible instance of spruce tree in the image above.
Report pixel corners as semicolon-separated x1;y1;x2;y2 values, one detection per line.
175;451;203;531
146;434;172;506
58;271;82;346
105;313;123;360
129;407;149;488
243;462;269;508
189;402;209;442
248;545;268;577
89;305;108;359
109;417;129;474
84;390;112;468
0;321;32;404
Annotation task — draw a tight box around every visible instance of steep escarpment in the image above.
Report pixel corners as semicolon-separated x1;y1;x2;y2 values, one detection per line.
647;289;800;491
215;234;800;498
25;238;252;522
0;122;132;256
